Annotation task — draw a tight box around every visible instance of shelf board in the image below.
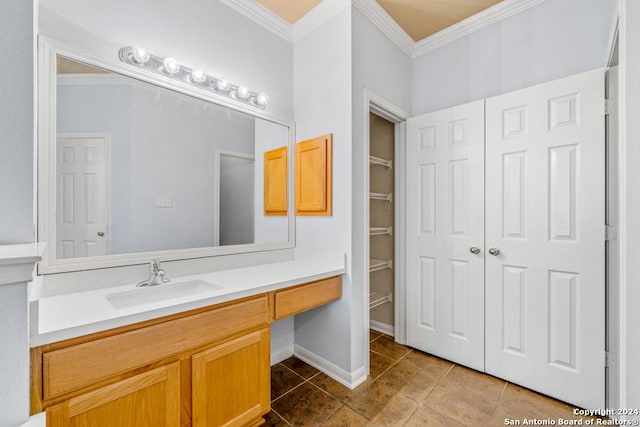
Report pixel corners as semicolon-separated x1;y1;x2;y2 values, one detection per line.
369;155;392;169
369;192;392;202
370;291;392;309
370;226;393;236
370;258;393;273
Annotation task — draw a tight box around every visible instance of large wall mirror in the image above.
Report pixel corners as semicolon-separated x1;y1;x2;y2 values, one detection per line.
38;39;294;273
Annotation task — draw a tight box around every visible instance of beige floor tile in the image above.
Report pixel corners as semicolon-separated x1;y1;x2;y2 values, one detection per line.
369;336;411;361
376;358;443;401
370;351;396;379
405;405;466;426
345;382;419;426
424;382;498;425
370;330;382;342
263;410;290;426
310;373;372;403
281;356;321;379
272;382;343;426
499;383;573;420
321;405;369;426
271;364;305;400
439;365;506;403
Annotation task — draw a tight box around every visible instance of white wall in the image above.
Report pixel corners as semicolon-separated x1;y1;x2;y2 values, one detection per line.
351;8;411;371
0;283;30;426
38;0;293;120
293;7;354;372
0;1;34;425
254;119;289;244
412;0;618;114
0;0;34;244
619;0;640;413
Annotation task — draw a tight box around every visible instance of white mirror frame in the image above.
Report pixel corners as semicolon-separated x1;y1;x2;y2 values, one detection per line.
37;37;295;274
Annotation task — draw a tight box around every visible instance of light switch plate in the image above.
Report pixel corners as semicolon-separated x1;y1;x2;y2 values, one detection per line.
156;197;173;208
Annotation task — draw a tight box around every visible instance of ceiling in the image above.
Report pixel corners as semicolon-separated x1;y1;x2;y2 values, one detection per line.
256;0;503;41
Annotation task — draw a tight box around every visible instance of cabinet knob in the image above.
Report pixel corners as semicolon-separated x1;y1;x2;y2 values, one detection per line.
469;246;481;255
97;231;105;237
488;247;501;256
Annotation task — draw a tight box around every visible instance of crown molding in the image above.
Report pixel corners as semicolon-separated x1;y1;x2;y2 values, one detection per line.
352;0;414;57
220;0;546;59
293;0;351;42
414;0;546;57
220;0;294;43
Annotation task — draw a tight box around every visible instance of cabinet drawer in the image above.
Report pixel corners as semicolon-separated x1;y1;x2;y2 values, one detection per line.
43;296;268;400
274;276;341;320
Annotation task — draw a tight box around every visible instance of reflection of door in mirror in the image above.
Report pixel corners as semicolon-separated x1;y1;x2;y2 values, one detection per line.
217;150;255;246
56;136;109;258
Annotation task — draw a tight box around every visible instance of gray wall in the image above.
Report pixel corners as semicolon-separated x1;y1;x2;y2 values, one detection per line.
0;0;34;244
620;0;640;413
293;8;353;372
0;1;34;425
351;7;412;370
412;0;618;115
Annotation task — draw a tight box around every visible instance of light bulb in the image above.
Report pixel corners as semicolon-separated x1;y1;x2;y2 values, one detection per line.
236;85;250;99
255;92;269;107
215;78;230;92
132;47;150;64
190;69;206;83
162;57;180;75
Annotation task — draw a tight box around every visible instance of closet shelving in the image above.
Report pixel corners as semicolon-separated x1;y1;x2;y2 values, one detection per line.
369;291;393;310
369;155;392;169
370;226;393;236
369;258;393;273
369;192;392;202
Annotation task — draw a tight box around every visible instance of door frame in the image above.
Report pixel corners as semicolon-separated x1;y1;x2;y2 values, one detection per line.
56;133;112;255
362;90;410;377
213;149;255;246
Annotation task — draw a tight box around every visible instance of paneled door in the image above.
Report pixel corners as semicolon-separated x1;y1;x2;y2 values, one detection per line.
485;69;605;409
56;137;108;258
406;100;485;371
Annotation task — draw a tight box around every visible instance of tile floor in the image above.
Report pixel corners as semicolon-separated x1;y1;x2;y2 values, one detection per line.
265;330;596;426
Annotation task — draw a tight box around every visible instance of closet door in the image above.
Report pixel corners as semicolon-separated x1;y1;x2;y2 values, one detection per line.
485;69;605;409
406;100;485;371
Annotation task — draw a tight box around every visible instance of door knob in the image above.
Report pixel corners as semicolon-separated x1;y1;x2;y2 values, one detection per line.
469;246;481;254
97;231;105;237
488;247;501;256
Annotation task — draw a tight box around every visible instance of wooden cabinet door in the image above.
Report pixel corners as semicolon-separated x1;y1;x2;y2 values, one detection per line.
263;146;288;216
47;362;180;427
192;328;270;427
295;134;332;216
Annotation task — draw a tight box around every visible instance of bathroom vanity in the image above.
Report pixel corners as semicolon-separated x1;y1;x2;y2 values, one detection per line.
30;259;343;426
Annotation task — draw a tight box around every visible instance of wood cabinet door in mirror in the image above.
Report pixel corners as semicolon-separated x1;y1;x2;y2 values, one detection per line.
191;328;270;427
295;134;332;216
46;362;180;427
264;146;288;216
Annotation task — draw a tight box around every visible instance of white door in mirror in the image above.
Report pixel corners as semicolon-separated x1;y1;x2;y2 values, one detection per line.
56;137;108;258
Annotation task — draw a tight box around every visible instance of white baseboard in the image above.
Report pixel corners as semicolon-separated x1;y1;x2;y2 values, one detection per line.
370;320;395;337
270;344;294;366
294;344;368;389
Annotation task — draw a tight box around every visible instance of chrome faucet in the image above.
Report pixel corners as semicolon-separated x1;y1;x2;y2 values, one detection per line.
137;258;171;287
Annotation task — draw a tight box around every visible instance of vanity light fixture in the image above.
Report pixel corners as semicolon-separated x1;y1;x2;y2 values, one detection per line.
118;46;269;109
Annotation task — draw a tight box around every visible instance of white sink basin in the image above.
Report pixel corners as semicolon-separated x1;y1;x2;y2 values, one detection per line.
106;279;222;309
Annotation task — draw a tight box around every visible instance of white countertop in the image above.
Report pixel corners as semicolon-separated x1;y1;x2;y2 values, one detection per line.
30;251;345;347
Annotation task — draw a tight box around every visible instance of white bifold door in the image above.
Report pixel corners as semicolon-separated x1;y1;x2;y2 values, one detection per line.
406;100;486;372
485;69;604;410
406;69;605;409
